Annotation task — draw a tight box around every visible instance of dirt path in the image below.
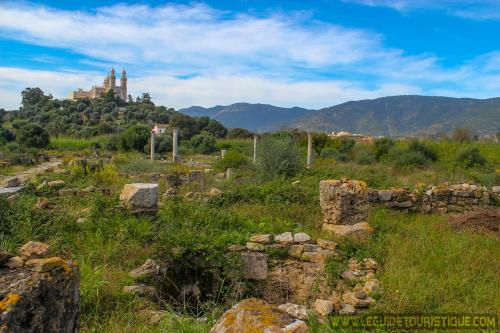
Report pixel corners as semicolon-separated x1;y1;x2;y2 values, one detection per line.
0;160;62;196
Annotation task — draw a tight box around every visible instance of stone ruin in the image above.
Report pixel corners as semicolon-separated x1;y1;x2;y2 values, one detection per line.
320;179;498;236
227;232;381;318
119;183;159;214
0;242;79;333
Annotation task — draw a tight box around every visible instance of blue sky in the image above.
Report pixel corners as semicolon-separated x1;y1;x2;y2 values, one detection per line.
0;0;499;109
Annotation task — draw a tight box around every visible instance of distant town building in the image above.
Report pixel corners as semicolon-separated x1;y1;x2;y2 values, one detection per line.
152;123;169;134
68;68;127;101
329;130;376;143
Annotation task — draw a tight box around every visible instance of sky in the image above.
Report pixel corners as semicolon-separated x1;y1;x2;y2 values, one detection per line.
0;0;499;110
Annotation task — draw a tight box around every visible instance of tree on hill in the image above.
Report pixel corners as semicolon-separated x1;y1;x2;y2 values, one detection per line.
16;123;50;148
21;87;52;108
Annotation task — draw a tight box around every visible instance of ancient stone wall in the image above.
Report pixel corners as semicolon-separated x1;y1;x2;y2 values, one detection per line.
320;179;497;231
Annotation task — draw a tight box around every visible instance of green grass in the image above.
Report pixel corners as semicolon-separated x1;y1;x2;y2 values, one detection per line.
1;143;499;332
369;210;500;314
48;135;112;151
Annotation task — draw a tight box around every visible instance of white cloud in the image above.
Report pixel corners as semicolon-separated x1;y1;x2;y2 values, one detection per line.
0;2;498;110
343;0;500;20
0;66;422;110
0;2;383;70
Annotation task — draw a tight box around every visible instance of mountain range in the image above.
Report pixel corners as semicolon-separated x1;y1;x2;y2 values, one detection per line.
179;95;500;137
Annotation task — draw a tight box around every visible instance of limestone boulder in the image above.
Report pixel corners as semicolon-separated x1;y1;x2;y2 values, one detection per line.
249;234;273;244
47;180;65;189
4;256;23;269
120;183;158;213
209;188;223;197
293;233;311;243
275;232;294;243
314;299;334;316
322;222;373;237
288;245;304;258
241;252;268;280
122;284;158;299
129;259;160;279
246;242;266;251
316;239;337;250
209;298;309;333
339;303;355;315
19;241;49;261
277;303;309;320
0;256;79;333
1;177;22;188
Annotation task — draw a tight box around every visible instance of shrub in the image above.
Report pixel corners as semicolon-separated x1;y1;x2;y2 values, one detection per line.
259;136;302;178
214;150;249;171
408;141;438;161
190;132;217;154
456;147;487;168
373;137;394;160
391;149;428;169
337;137;355;154
145;133;173;154
16;123;50;148
204;119;228;138
355;147;376;165
452;128;471;142
0;127;15;144
227;128;253;139
118;125;150;151
320;147;349;162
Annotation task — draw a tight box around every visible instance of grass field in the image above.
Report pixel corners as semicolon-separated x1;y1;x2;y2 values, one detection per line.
1;138;499;332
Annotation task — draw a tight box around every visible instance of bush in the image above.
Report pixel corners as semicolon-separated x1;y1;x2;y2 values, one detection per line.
227;128;253;139
4;142;20;153
0;127;15;144
190;132;217;154
391;149;428;169
259;136;302;179
214;150;249;171
16;123;50;148
355;147;376;165
408;141;438;161
320;147;350;162
456;147;487;168
145;133;173;155
373;137;394;160
337;137;355;154
452;128;471;142
118;125;150;151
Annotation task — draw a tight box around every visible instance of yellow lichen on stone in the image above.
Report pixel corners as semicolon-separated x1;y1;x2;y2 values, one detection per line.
25;256;73;274
0;293;21;312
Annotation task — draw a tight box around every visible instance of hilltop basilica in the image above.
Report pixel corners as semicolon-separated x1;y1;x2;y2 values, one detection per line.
68;68;127;101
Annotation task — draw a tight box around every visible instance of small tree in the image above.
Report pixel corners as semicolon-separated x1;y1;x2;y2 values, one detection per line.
373;137;394;160
312;133;330;156
456;147;487;168
16;123;50;148
452;128;471;142
408;141;437;161
0;127;15;143
119;124;151;151
205;119;228;138
191;132;217;154
259;136;302;179
227;128;253;139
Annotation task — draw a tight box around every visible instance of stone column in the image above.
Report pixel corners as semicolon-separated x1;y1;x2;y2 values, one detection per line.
307;131;313;168
150;132;155;161
172;128;179;162
221;149;227;158
253;135;257;164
